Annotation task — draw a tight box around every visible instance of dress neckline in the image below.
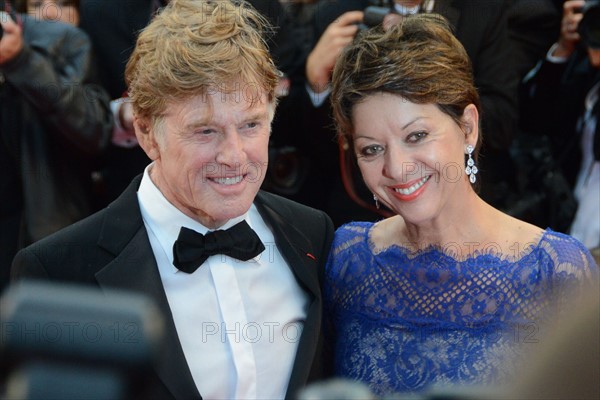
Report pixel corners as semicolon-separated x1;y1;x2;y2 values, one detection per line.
365;223;551;264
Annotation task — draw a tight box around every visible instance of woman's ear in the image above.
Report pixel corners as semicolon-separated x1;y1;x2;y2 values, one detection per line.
462;104;479;147
134;115;160;161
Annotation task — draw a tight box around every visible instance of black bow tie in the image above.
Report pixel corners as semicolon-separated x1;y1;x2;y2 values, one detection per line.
172;220;265;273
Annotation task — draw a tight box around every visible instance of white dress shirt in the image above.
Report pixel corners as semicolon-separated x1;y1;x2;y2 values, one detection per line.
137;164;308;399
570;82;600;249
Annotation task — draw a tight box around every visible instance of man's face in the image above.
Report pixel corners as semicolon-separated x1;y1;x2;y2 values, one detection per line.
136;87;273;229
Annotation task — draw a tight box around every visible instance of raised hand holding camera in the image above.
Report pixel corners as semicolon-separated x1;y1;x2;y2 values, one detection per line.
306;10;363;94
578;0;600;49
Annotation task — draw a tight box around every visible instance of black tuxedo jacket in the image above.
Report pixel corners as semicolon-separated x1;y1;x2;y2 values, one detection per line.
11;175;335;400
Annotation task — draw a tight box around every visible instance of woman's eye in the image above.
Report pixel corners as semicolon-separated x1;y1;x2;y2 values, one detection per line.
358;144;384;158
406;131;428;143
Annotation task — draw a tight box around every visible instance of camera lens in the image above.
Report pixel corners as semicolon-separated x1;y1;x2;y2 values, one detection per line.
579;0;600;49
362;6;390;28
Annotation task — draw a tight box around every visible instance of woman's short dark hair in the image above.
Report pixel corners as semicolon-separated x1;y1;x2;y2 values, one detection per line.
331;13;482;158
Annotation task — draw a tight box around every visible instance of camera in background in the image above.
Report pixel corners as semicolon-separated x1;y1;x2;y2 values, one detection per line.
578;0;600;48
360;6;392;30
0;281;165;400
358;0;394;30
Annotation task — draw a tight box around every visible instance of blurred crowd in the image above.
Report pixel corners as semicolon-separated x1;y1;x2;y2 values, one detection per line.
0;2;598;400
1;0;599;290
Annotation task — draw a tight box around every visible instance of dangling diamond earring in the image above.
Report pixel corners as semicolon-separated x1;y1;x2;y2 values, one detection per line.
373;194;380;209
465;144;478;184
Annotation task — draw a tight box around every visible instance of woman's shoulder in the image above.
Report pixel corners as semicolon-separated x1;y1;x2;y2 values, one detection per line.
537;229;598;267
326;221;376;283
536;229;599;306
331;221;374;252
540;228;588;246
495;215;592;266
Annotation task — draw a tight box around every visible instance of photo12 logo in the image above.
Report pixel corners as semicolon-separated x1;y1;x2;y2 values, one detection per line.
1;321;141;346
200;321;303;344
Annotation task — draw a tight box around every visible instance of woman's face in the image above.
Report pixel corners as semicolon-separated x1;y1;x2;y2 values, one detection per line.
352;92;478;226
27;0;79;26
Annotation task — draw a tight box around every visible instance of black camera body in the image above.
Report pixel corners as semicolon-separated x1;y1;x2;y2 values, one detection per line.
359;0;395;30
361;6;392;29
578;0;600;48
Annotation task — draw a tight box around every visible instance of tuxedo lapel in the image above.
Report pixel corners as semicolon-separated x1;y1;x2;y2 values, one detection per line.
254;191;320;298
94;176;201;400
254;192;324;398
89;184;324;399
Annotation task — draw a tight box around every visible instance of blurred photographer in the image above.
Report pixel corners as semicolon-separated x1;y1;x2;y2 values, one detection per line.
521;0;600;250
0;0;112;291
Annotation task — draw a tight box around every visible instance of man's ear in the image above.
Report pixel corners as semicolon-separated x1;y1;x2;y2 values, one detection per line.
134;115;160;160
462;104;479;147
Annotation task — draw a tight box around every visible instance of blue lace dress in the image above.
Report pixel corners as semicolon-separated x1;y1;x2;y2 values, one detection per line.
324;222;598;396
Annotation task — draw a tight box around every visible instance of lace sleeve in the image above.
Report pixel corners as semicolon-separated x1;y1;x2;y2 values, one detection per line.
540;230;599;309
323;222;373;373
324;222;372;315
